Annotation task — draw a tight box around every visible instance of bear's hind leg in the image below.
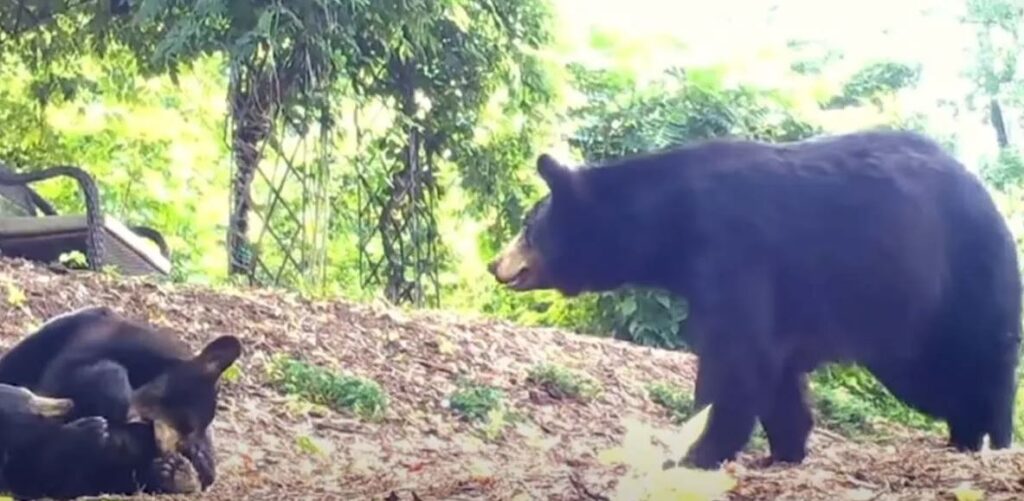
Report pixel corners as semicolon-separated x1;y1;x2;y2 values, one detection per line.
988;376;1016;449
985;342;1018;450
948;358;1017;452
948;412;986;452
759;369;813;464
43;359;133;422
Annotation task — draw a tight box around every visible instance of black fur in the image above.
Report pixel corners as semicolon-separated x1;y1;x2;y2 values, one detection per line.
0;383;112;500
490;129;1022;468
0;306;240;497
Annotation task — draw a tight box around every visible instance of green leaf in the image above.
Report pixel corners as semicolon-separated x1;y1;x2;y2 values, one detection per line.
448;3;472;32
620;295;638;316
294;435;323;455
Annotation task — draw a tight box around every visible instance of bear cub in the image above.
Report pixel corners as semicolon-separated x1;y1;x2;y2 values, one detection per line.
0;305;242;498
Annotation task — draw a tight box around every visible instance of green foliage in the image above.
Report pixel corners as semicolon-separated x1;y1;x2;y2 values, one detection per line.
0;0;558;297
810;365;941;437
596;290;688;349
982;148;1024;189
826;61;922;109
58;251;89;270
786;39;845;76
647;382;696;423
448;381;506;422
0;54;232;283
475;287;608;335
221;363;242;384
1016;360;1024;439
811;380;884;436
526;363;601;401
448;380;517;440
964;0;1023;96
267;355;388;421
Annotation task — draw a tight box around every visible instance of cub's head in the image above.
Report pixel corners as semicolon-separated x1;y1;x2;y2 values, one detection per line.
127;335;242;454
488;154;625;297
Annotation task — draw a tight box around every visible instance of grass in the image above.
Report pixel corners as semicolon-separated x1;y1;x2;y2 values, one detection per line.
647;382;696;422
448;380;515;440
267;355;389;421
526;363;602;401
449;381;506;421
810;366;942;438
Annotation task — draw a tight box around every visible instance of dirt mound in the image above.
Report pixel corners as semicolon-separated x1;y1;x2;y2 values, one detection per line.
0;258;1021;500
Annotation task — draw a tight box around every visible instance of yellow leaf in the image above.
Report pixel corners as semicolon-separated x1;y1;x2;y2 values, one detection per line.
599;406;733;501
677;404;713;451
467;460;494;477
436;335;458;355
951;482;985;501
617;467;736;501
294;435;323;456
6;282;25;307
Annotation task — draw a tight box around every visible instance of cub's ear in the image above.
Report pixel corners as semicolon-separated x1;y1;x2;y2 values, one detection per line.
192;335;242;380
537;154;575;194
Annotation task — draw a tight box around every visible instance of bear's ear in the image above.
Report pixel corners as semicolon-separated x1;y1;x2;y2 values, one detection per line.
537;154;575;194
191;335;242;380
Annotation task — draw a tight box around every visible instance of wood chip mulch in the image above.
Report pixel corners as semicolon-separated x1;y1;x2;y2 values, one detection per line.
0;258;1021;500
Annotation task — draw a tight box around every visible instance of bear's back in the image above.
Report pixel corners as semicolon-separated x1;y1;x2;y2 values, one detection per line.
0;308;192;390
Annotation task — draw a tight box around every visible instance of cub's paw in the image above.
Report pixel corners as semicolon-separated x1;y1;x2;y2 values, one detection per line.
63;416;110;446
183;436;216;489
148;452;202;494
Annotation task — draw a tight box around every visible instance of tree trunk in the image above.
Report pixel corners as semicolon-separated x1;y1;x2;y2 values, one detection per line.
991;98;1010;149
227;61;275;277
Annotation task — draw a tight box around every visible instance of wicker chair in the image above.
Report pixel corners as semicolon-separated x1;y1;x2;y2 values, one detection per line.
0;162;171;276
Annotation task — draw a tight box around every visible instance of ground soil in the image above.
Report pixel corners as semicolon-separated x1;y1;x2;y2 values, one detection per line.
0;258;1022;500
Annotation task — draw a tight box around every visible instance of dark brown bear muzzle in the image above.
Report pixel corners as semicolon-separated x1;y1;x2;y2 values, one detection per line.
488;233;545;291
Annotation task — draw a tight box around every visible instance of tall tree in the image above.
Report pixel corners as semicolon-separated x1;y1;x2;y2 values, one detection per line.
0;0;557;303
964;0;1024;149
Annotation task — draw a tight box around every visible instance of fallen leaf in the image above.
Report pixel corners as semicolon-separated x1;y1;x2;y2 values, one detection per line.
951;482;985;501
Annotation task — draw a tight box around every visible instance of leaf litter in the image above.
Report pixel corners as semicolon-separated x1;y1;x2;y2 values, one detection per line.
0;258;1021;500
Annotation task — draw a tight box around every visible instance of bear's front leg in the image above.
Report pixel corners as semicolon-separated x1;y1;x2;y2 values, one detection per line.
144;452;202;494
680;260;778;469
182;428;217;489
682;353;765;469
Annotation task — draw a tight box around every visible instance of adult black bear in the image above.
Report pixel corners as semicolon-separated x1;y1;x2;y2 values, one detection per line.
0;305;241;497
488;129;1022;469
